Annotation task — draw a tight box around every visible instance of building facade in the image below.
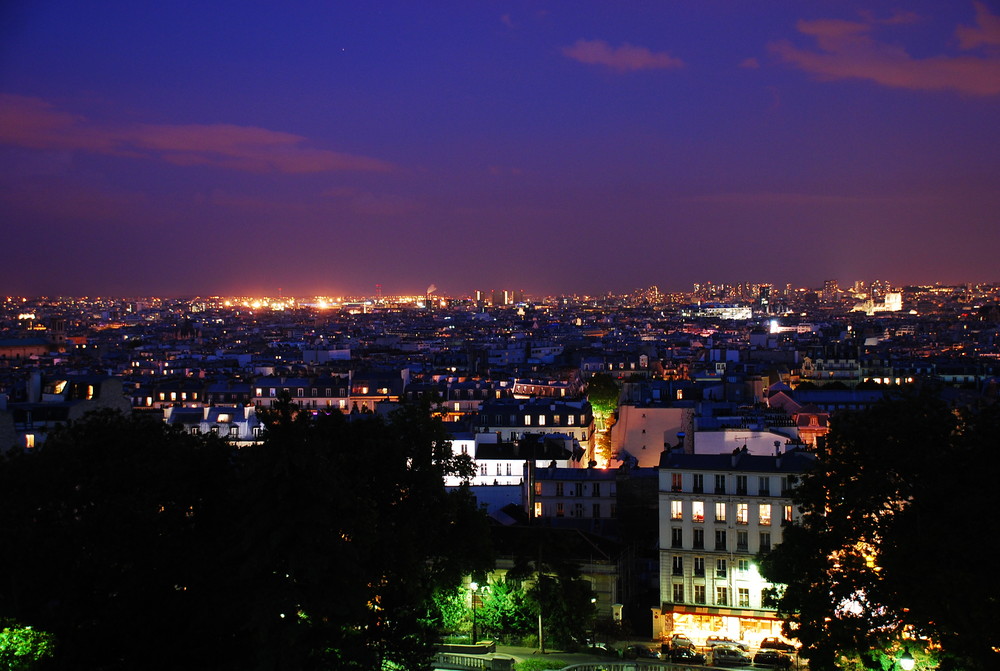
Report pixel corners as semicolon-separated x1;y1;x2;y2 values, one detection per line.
653;448;814;647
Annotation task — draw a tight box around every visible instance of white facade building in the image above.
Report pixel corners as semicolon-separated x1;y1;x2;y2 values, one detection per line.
653;447;814;647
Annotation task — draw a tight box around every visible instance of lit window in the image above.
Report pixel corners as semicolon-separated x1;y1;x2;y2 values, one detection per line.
25;434;35;449
736;503;748;524
759;504;772;526
783;505;793;523
692;501;704;522
715;502;726;522
738;588;750;608
218;413;231;423
538;415;545;426
716;586;728;606
170;392;177;401
671;473;683;491
454;402;460;412
568;415;575;425
524;415;531;426
534;502;542;517
670;500;683;520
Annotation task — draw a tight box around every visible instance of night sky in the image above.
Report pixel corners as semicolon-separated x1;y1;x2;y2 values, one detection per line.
2;1;998;297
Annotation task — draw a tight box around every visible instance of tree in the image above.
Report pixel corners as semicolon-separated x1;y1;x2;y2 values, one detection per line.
759;389;1000;670
586;374;620;430
0;620;56;671
0;399;493;671
476;578;534;644
0;409;232;670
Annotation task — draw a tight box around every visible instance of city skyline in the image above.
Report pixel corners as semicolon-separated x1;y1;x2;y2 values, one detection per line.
2;1;999;297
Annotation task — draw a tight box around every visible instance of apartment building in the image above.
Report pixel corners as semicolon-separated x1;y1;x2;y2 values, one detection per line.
654;447;814;647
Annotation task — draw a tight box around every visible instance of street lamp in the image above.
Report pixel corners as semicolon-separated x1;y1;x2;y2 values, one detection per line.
898;649;915;671
590;596;597;645
470;582;479;644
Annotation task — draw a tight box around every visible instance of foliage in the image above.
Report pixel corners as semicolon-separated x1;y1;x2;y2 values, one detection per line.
759;388;999;671
525;562;597;649
585;374;620;425
0;620;56;671
476;578;534;643
432;586;470;636
513;658;571;671
0;399;493;671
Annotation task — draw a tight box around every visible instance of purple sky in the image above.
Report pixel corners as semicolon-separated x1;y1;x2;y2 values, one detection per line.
2;1;998;297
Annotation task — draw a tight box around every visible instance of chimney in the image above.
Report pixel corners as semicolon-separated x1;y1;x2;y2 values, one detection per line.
775;441;783;468
28;371;42;404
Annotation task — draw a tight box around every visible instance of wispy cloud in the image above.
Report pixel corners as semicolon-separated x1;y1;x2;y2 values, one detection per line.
562;39;683;72
0;94;393;173
769;2;1000;96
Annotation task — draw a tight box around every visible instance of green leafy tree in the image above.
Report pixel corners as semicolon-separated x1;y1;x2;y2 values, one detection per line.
585;374;619;429
476;579;534;643
0;620;56;671
760;389;1000;670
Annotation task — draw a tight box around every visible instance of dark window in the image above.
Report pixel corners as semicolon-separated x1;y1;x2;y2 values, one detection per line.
692;473;704;493
716;559;727;578
693;529;704;549
760;532;772;553
715;474;726;494
715;530;727;551
671;528;683;549
694;557;705;577
672;556;683;576
736;475;748;495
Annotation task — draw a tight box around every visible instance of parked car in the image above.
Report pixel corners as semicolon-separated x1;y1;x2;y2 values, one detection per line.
585;643;616;657
753;649;792;668
622;644;659;659
669;646;707;664
758;637;796;652
671;633;696;649
707;635;750;651
712;644;752;666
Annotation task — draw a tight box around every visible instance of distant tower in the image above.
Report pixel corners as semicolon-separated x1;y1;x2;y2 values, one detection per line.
375;284;382;301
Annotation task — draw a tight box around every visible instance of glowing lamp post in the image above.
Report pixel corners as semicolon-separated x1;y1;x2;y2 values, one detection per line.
470;582;479;644
898;649;915;671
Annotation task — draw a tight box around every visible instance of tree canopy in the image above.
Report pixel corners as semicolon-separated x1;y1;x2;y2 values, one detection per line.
759;389;1000;671
0;399;492;670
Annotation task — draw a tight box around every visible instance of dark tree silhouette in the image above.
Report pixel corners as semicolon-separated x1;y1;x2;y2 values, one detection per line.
759;389;1000;671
